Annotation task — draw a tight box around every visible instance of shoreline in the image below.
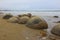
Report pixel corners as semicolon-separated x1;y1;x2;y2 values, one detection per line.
0;11;60;16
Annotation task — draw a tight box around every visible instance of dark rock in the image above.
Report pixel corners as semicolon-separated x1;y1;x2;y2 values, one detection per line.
53;16;59;18
3;14;13;19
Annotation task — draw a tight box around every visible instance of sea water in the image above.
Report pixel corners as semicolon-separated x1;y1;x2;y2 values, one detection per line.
0;10;60;16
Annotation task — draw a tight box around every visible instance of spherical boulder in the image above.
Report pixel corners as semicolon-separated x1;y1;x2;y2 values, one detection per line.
27;13;32;18
18;15;22;17
21;14;27;17
3;13;13;19
7;16;18;23
18;16;30;24
51;24;60;36
26;16;48;29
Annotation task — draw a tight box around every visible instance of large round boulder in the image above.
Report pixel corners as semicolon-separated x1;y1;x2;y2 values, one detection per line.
51;24;60;36
26;16;48;29
18;16;30;24
21;14;27;17
7;16;18;23
3;13;13;19
18;15;22;17
27;13;32;18
18;13;32;18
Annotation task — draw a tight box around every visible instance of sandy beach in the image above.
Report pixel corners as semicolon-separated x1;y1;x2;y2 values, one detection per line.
0;16;42;40
0;0;60;40
0;14;60;40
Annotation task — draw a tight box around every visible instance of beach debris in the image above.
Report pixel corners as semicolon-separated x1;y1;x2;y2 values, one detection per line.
7;16;19;23
18;16;30;24
51;24;60;36
26;16;48;29
3;13;13;19
53;16;59;18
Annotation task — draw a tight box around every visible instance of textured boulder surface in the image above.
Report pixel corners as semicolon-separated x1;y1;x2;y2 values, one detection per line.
18;16;30;24
18;13;32;18
27;13;32;18
21;14;27;17
18;15;22;17
51;24;60;36
8;17;18;23
26;16;48;29
3;14;13;19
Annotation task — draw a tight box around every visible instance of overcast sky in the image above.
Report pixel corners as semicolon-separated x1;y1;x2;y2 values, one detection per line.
0;0;60;10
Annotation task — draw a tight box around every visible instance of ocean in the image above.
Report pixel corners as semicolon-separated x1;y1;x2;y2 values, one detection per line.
0;10;60;16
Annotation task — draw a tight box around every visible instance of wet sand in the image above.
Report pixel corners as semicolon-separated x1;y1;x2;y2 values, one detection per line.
0;16;60;40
